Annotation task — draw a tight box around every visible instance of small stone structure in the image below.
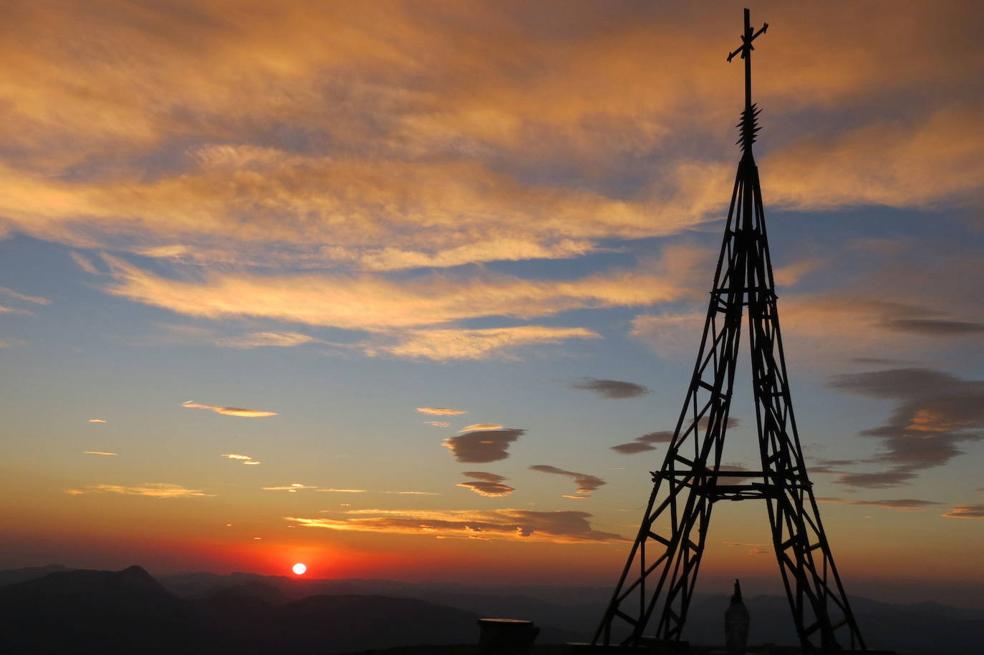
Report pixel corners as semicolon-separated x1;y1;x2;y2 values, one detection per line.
478;618;539;655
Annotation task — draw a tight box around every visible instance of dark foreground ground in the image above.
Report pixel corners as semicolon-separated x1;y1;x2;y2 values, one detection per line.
353;647;875;655
0;566;976;654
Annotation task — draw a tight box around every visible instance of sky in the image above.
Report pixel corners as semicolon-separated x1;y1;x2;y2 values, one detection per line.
0;0;982;607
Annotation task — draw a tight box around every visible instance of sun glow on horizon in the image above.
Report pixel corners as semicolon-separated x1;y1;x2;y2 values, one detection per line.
292;562;307;576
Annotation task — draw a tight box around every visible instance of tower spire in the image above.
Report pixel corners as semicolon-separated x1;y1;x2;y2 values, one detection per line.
727;8;768;154
592;9;866;653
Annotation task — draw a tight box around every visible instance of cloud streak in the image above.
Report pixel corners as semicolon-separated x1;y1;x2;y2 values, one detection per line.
942;504;984;520
457;472;514;497
221;453;261;465
417;407;466;416
529;464;605;498
286;508;622;543
182;400;277;418
612;419;739;454
612;430;674;454
262;483;317;493
571;378;650;399
816;497;941;511
368;326;599;360
102;254;686;330
216;331;315;348
0;286;50;306
66;483;209;498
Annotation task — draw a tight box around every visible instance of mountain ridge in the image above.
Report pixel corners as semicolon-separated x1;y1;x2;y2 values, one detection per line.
1;565;981;654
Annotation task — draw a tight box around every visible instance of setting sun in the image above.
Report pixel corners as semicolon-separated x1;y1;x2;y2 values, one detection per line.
0;2;981;654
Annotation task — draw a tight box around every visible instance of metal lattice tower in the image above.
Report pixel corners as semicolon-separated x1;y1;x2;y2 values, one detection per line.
593;9;866;653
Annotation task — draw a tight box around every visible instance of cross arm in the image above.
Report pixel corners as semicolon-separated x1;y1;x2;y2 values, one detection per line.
726;22;769;62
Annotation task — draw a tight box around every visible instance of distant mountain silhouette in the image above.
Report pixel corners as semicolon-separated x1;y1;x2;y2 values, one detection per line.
0;566;481;654
0;563;71;586
0;566;195;654
1;566;982;654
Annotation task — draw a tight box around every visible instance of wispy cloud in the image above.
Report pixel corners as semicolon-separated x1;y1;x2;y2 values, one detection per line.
942;504;984;520
417;407;467;416
66;483;209;498
262;483;317;493
571;378;650;399
462;423;504;432
221;453;261;465
182;400;277;418
215;331;315;349
103;254;688;332
317;488;368;494
0;286;50;306
529;464;605;498
611;418;739;454
457;471;514;497
633;294;984;363
425;421;450;428
443;429;524;463
82;451;117;457
70;252;101;275
87;418;107;424
612;430;674;454
286;508;623;543
368;325;599;360
0;304;32;316
723;541;770;556
816;496;941;511
384;490;440;496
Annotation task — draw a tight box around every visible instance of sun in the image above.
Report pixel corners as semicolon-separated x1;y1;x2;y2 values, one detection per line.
291;562;307;576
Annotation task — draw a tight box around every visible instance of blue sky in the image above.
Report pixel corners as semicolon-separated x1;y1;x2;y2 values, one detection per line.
0;0;981;603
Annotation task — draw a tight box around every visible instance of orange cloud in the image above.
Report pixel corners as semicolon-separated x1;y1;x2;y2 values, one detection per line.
82;451;117;457
371;326;599;361
221;453;260;465
942;504;984;520
182;400;277;418
457;472;514;497
96;246;699;359
461;424;503;432
417;407;466;416
261;483;317;493
2;3;975;276
66;483;209;498
286;508;623;544
102;254;688;330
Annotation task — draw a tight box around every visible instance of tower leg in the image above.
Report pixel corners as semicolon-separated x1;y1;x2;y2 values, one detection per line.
594;170;747;647
743;161;866;653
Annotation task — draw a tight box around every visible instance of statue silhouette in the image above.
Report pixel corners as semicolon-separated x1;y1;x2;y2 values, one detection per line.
725;579;750;655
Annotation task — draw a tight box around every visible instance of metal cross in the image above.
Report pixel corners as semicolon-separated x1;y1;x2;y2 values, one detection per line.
727;8;768;111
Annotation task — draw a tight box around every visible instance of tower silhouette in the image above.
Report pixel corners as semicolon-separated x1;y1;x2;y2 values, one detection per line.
593;10;866;653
